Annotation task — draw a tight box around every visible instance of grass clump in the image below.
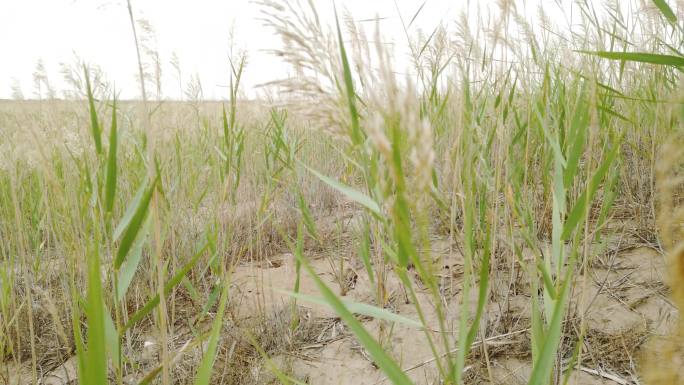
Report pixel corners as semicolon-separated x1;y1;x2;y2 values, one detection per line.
1;0;684;384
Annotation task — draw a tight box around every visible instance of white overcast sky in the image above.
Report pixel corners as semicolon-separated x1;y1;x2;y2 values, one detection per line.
0;0;566;100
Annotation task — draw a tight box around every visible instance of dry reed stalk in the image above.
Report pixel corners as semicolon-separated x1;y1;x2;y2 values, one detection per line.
643;108;684;383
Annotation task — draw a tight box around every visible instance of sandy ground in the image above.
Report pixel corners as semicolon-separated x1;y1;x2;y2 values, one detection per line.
3;215;676;385
224;243;673;385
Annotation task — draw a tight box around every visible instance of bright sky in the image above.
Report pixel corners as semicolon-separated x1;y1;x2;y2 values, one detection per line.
0;0;563;100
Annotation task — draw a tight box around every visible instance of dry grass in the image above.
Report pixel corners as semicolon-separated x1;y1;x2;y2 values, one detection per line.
2;0;684;384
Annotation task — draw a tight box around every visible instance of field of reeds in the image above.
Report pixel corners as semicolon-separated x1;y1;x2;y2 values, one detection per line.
1;0;684;384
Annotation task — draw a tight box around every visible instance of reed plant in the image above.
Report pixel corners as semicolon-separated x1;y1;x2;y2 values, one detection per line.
1;0;683;384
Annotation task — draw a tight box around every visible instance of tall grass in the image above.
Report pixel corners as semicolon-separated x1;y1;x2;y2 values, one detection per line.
0;0;682;384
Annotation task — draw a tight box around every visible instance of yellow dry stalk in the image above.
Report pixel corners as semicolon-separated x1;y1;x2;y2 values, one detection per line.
644;136;684;384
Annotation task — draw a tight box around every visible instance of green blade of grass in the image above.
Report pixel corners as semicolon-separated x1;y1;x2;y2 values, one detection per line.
465;238;491;347
105;95;118;214
193;281;222;327
113;182;148;240
182;277;201;304
302;163;381;216
529;277;543;364
85;244;108;384
333;4;362;146
103;304;121;368
192;274;230;385
293;223;304;296
537;261;558;300
651;0;677;23
297;190;318;240
70;290;86;384
578;50;684;66
281;291;422;328
290;223;305;330
358;222;376;292
116;223;147;302
84;65;103;155
222;104;230;150
296;252;414;385
563;98;588;188
597;104;632;124
528;272;573;385
114;176;158;269
392;193;415;269
561;143;619;240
